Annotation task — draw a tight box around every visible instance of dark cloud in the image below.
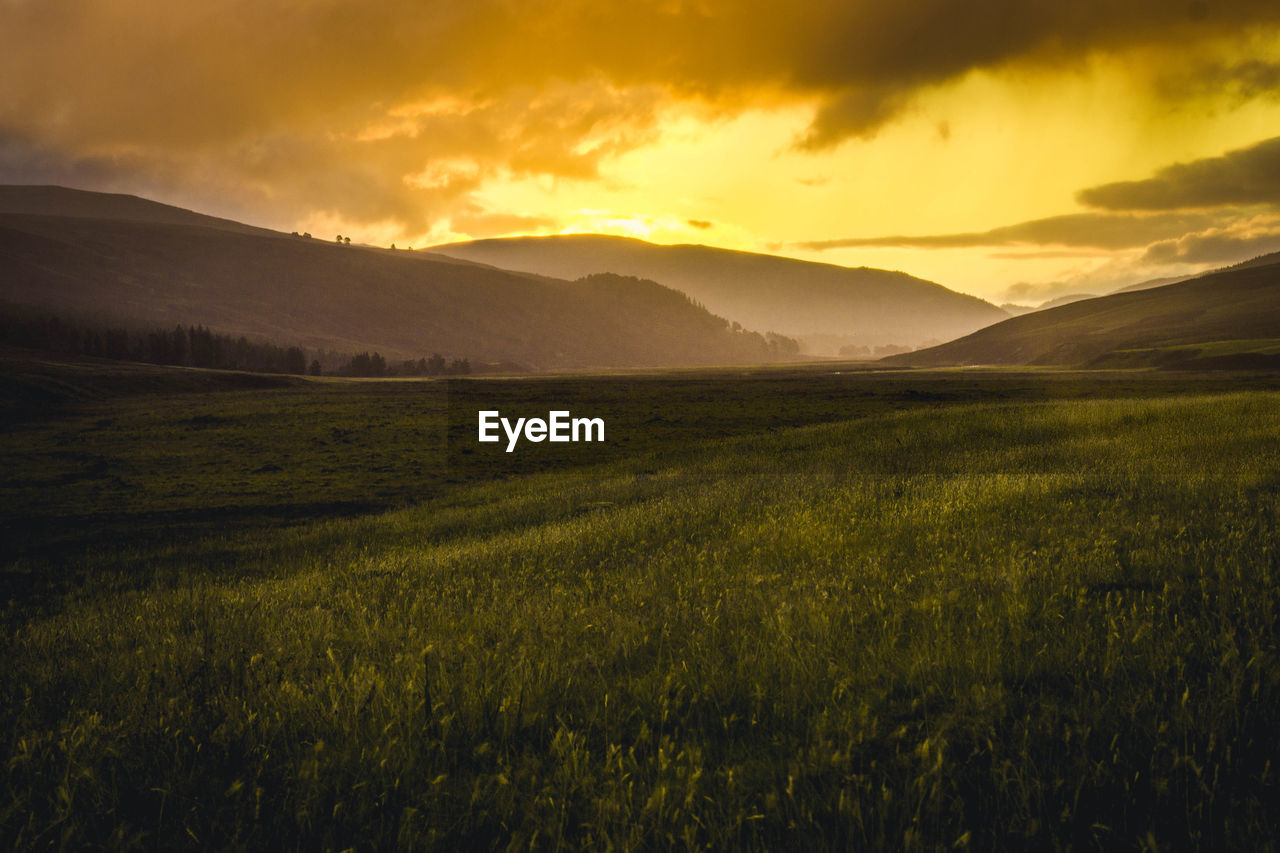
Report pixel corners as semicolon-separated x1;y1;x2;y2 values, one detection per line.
1078;135;1280;210
0;129;274;226
0;131;158;195
1213;60;1280;100
798;84;911;148
798;142;1280;276
1158;58;1280;104
687;219;713;230
795;211;1221;251
5;1;1280;151
3;0;1280;233
800;131;1280;275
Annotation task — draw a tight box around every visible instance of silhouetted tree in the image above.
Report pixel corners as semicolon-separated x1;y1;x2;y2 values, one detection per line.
0;308;466;381
146;330;172;364
188;325;215;367
103;328;130;360
171;325;187;365
286;346;307;375
341;351;388;377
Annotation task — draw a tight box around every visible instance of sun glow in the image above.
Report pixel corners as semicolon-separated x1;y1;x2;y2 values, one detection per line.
9;1;1280;305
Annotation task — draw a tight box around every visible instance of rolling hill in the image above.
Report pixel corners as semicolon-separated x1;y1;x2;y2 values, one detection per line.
0;187;796;370
0;184;278;238
885;257;1280;368
1112;274;1188;294
426;235;1008;353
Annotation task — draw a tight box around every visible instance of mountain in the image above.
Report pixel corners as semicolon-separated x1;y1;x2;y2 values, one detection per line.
0;185;277;238
1111;274;1188;294
999;303;1036;316
1106;251;1280;298
885;257;1280;368
1036;293;1097;310
426;235;1008;354
0;186;796;370
1220;249;1280;272
1000;293;1097;316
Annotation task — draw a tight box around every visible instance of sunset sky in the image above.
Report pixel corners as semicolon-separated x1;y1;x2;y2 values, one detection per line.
4;0;1280;304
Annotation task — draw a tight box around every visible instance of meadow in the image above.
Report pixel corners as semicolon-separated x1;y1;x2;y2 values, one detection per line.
2;358;1279;849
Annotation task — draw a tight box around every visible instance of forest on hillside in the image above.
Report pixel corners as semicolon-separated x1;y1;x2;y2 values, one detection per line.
0;306;471;377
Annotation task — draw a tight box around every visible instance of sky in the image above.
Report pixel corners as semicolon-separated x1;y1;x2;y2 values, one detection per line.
3;0;1280;305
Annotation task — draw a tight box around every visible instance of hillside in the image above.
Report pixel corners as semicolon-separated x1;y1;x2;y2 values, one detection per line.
1112;274;1188;295
1001;293;1097;316
1107;251;1280;298
426;234;1008;353
885;258;1280;368
0;188;795;369
0;185;278;238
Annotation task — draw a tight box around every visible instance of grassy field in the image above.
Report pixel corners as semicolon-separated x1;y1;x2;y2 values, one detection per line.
2;357;1279;849
1096;338;1280;371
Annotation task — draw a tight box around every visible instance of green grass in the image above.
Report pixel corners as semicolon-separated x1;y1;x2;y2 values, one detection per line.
3;371;1279;850
11;358;1232;595
1154;337;1280;356
1101;337;1280;368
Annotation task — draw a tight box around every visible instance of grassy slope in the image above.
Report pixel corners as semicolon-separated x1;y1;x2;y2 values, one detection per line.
0;212;785;370
427;234;1008;346
888;259;1280;367
0;351;303;412
1097;337;1280;370
2;367;1279;849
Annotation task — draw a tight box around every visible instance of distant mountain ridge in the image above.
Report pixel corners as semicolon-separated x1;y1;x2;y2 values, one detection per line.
885;256;1280;368
427;234;1008;353
0;186;796;370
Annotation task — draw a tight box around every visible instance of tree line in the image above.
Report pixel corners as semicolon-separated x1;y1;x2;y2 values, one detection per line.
338;352;470;377
0;307;470;377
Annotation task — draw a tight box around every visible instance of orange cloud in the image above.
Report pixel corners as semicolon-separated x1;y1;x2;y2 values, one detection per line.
3;0;1280;245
